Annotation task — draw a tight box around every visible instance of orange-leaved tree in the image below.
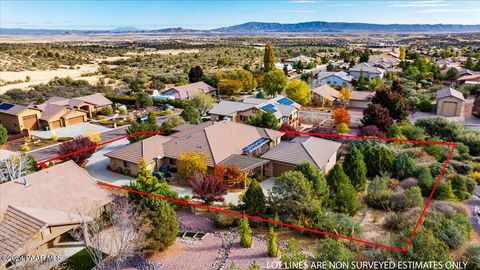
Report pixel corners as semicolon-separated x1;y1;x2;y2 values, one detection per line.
332;107;351;126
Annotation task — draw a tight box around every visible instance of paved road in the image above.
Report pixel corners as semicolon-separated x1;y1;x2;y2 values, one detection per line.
28;114;175;162
464;186;480;236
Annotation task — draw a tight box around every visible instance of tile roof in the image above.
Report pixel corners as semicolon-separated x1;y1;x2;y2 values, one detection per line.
436;87;465;101
74;93;112;107
106;121;283;167
350;90;375;101
104;135;172;164
0;161;112;219
164;81;216;100
312;85;340;102
38;104;67;121
208;100;256;117
220;154;269;172
350;63;384;74
457;73;480;81
0;103;29;116
261;136;341;170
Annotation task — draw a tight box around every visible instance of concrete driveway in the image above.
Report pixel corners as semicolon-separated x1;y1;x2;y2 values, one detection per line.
31;122;112;139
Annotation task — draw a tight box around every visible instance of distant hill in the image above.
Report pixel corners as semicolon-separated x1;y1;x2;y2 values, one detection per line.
2;21;480;36
213;21;480;33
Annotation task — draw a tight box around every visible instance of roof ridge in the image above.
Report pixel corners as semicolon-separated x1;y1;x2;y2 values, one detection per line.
203;127;218;165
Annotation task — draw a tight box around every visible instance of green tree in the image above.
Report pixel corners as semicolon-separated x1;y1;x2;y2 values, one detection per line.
126;159;179;252
160;116;185;135
392;229;451;262
314;238;353;267
281;239;307;270
451;174;470;200
394;153;417;179
364;144;394;177
180;106;201;123
239;217;252;248
264;42;276;73
446;67;460;81
269;171;315;217
126;117;159;143
294;162;328;203
144;200;179;252
343;146;367;191
417;167;433;196
263;69;288;97
136;92;153;107
268;227;278;257
359;48;370;63
465;57;474;70
285;79;312;105
0;124;7;145
246;111;279;130
242;179;266;213
356;70;368;91
190;92;216;116
327;164;358;215
399;46;406;62
434;181;456;200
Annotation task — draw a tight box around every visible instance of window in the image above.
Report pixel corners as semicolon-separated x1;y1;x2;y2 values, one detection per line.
123;161;129;168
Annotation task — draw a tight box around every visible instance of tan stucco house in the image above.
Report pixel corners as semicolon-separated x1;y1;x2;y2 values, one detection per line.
209;95;301;128
0;161;112;268
261;136;341;177
0;103;42;134
104;121;283;183
436;87;465;117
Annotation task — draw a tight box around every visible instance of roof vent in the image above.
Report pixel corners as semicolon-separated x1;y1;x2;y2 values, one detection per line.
196;145;203;149
23;176;31;188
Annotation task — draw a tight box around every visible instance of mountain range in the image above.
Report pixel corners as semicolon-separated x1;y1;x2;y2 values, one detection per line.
2;21;480;35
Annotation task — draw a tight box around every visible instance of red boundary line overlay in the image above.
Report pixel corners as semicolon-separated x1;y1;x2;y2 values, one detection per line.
37;130;456;253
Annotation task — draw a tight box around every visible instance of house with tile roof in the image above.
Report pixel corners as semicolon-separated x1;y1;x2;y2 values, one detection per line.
162;81;217;100
436;87;465;117
104;121;284;183
209;95;300;128
261;136;341;176
0;103;42;134
0;161;112;267
0;93;112;133
349;62;385;80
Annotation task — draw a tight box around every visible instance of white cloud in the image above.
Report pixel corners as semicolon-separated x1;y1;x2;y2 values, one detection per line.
329;3;357;7
415;7;480;13
290;0;316;3
389;0;451;7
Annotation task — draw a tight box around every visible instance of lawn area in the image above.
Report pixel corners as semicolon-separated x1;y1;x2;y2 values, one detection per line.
54;248;103;270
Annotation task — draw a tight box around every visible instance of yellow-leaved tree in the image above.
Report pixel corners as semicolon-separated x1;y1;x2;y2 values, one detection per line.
177;151;208;180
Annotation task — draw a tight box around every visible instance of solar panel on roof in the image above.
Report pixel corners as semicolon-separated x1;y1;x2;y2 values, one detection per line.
261;104;277;113
0;103;14;110
242;138;270;153
277;97;294;105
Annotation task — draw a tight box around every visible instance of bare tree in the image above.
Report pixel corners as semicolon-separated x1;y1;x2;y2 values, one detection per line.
76;195;149;270
0;154;32;183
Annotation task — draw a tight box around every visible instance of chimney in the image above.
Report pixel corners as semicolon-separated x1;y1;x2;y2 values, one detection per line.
23;176;31;188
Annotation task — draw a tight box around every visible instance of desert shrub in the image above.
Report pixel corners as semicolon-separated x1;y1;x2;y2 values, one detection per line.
417;167;433;196
100;106;114;116
465;177;477;195
215;213;237;228
400;177;418;189
449;160;474;175
313;211;362;237
394;153;417;179
434;181;456;201
366;176;390;209
314;238;354;266
428;200;469;218
464;246;480;270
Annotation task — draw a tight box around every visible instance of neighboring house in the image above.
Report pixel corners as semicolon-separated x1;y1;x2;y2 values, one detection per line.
105;121;284;182
314;71;353;88
261;136;341;176
435;59;461;70
39;93;113;117
162;81;217;100
209;95;301;128
349;62;385;80
456;73;480;86
0;93;112;133
0;103;42;134
349;90;375;109
285;55;315;66
311;85;340;107
436;87;465;117
275;62;293;72
0;161;112;268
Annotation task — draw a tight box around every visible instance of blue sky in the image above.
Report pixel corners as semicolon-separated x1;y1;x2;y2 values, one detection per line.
1;0;479;30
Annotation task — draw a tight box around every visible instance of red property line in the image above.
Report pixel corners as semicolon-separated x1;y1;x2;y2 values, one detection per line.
37;130;456;253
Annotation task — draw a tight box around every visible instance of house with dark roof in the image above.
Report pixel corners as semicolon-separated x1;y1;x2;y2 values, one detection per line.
261;136;341;176
436;87;465;117
104;121;284;183
162;81;217;100
0;161;112;268
209;95;300;128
